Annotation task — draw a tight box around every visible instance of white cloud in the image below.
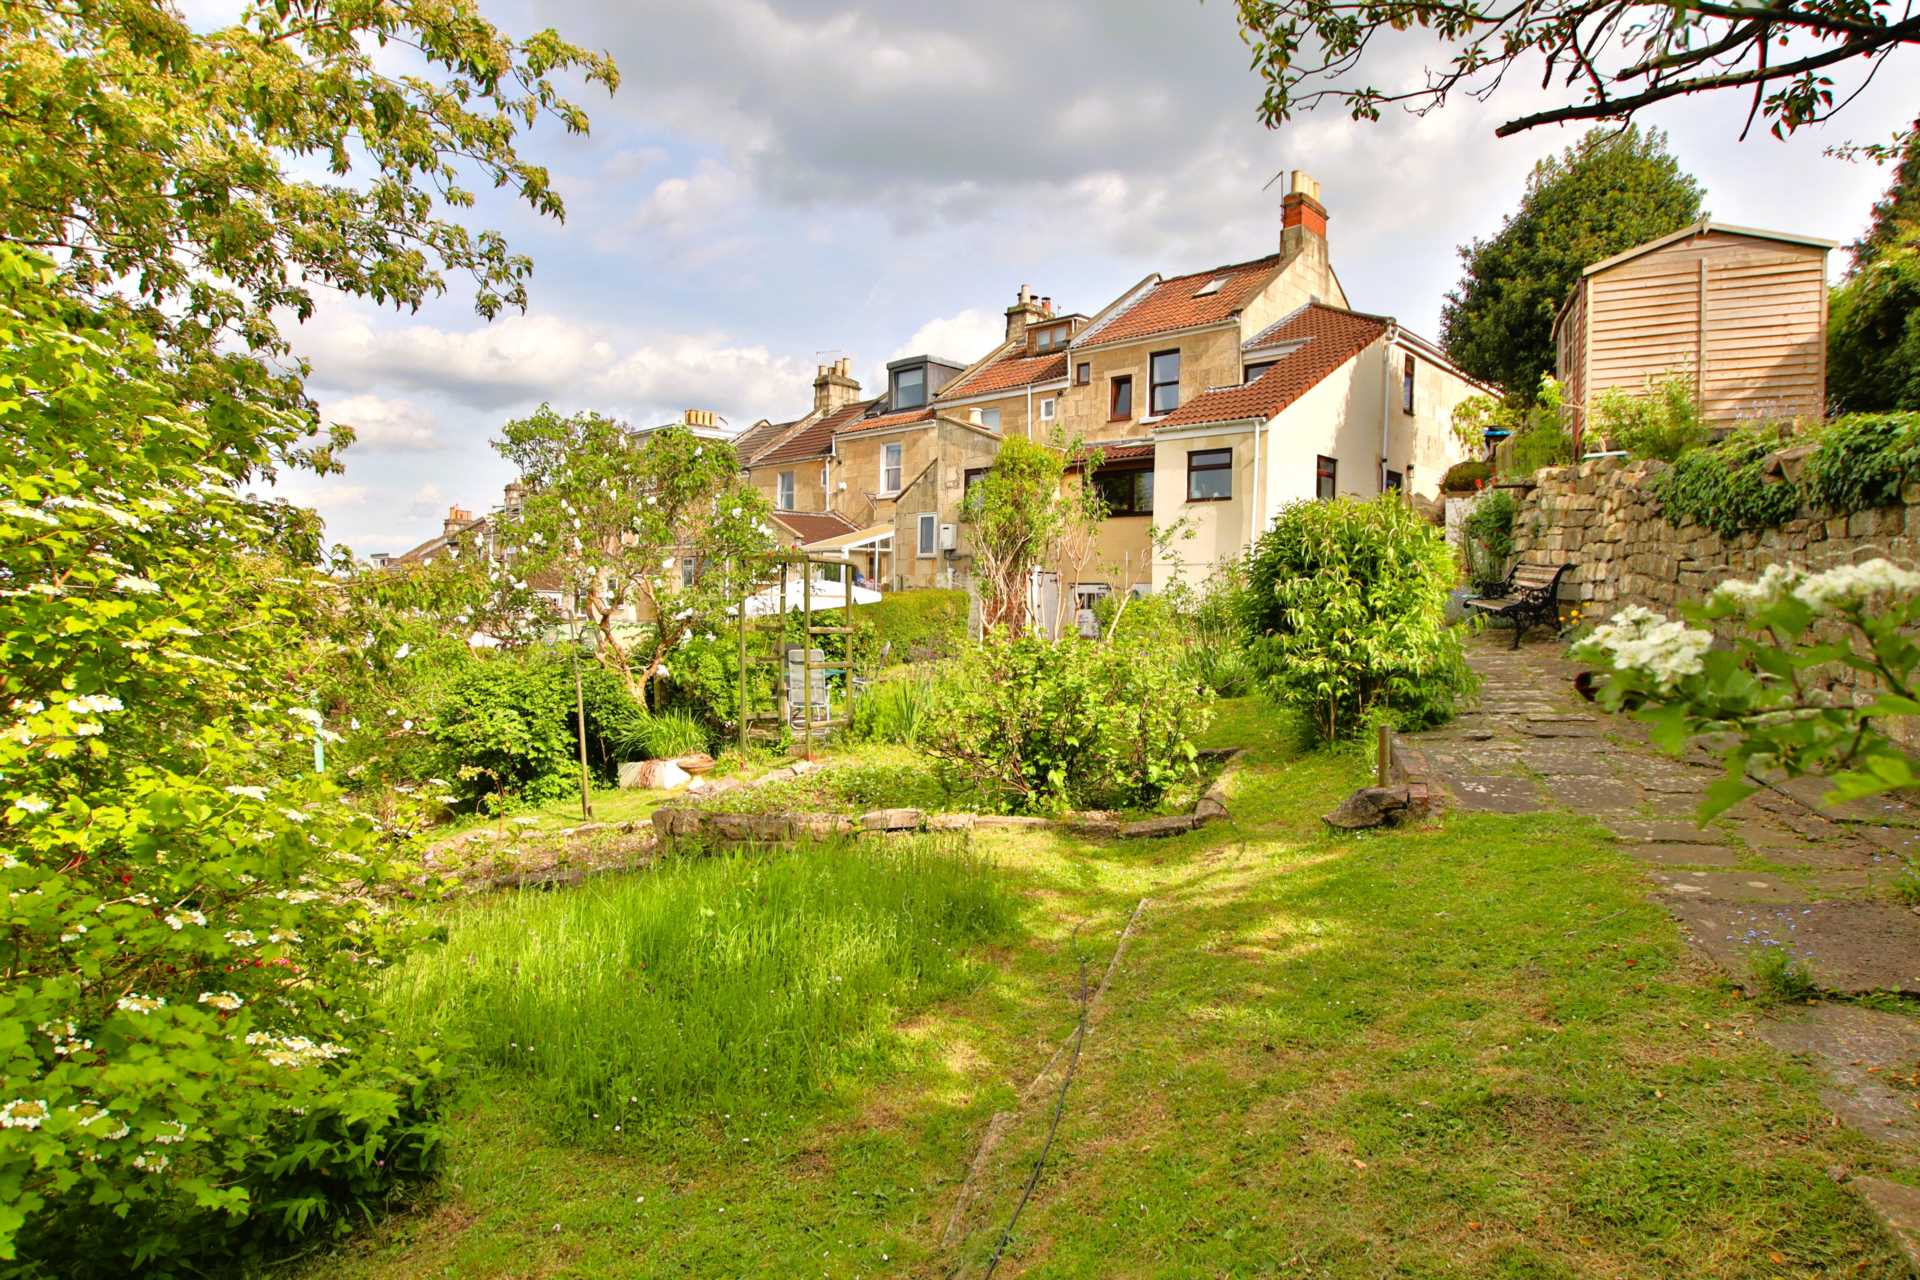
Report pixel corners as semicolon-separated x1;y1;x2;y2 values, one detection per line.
322;393;444;452
885;307;1004;378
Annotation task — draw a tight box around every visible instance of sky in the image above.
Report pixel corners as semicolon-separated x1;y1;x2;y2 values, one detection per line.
264;0;1918;558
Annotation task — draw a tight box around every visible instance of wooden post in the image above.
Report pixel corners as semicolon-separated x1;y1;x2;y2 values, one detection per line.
801;562;814;761
776;561;788;734
735;556;749;757
570;585;592;821
843;558;856;736
1376;721;1391;789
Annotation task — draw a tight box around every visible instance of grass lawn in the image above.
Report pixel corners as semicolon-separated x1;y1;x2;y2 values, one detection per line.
304;697;1905;1278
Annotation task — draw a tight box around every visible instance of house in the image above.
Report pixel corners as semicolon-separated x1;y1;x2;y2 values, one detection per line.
745;355;1003;590
1553;221;1836;451
998;171;1485;599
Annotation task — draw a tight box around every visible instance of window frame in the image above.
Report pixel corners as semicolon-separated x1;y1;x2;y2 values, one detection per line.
1401;353;1415;414
1075;361;1091;386
1315;455;1337;501
1038;396;1057;423
892;365;927;409
1186;447;1233;502
1149;349;1181;416
1109;374;1133;421
776;470;796;511
979;407;1002;431
915;512;938;558
1092;463;1154;517
1244;360;1276;384
880;442;903;494
680;555;699;588
1384;468;1404;493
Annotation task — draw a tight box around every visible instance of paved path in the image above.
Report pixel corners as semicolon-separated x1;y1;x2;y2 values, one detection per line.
1407;635;1920;1264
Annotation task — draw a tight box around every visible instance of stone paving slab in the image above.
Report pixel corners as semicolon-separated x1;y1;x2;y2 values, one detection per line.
1609;819;1731;846
1649;869;1870;904
1665;897;1920;996
1443;774;1548;814
1755;1005;1920;1146
1623;842;1752;869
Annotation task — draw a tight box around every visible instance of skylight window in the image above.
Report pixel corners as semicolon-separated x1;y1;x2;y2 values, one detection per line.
1193;277;1226;297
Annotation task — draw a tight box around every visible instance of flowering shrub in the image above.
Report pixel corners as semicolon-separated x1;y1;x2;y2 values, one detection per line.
921;629;1214;814
0;249;445;1272
1575;559;1920;817
1240;496;1476;742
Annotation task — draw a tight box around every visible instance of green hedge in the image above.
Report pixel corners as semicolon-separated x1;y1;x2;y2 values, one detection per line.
852;588;969;663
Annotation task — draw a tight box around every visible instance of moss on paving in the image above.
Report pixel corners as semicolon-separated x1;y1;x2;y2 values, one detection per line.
303;698;1905;1278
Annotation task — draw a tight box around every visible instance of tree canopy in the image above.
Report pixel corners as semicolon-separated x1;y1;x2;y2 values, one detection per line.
1440;127;1703;400
1830;123;1920;412
1233;0;1919;142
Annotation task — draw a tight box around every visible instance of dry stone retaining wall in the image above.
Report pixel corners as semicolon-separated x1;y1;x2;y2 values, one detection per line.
1508;453;1920;743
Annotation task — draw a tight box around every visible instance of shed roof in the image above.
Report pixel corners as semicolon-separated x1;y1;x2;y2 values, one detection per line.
1581;220;1837;277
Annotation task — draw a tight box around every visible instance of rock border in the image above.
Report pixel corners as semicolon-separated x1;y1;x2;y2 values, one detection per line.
1321;734;1438;830
654;748;1245;849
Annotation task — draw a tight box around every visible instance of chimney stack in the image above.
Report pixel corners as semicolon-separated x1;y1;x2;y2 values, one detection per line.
1279;170;1334;299
443;505;474;537
1004;283;1046;343
813;356;860;414
684;408;717;428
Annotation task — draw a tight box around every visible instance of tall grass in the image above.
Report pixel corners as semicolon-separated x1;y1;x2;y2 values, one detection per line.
852;671;941;745
384;839;1014;1134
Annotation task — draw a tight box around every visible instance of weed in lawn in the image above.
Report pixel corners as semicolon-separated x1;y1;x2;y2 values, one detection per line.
384;838;1016;1137
1892;857;1920;905
1749;944;1818;1003
853;671;942;745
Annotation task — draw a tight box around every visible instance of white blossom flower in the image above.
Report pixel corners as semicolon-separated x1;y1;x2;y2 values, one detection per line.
9;699;44;715
394;643;412;660
1575;606;1714;689
132;1152;169;1173
197;991;243;1012
1;1099;50;1130
279;808;308;824
223;785;267;800
11;794;50;815
72;721;103;737
152;1120;187;1145
1793;558;1920;615
225;930;257;947
65;694;123;715
116;994;165;1015
288;707;323;728
60;925;87;942
163;910;206;931
114;574;161;595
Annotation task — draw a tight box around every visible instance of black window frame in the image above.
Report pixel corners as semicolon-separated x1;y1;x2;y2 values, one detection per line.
1385;468;1404;493
893;365;927;409
1092;464;1154;517
1315;455;1337;501
1401;353;1415;414
1149;349;1181;416
1109;374;1133;421
1245;361;1276;384
1187;448;1232;502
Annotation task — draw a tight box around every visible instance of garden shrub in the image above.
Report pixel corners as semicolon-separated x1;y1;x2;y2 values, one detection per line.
428;652;651;807
1590;375;1709;461
1239;496;1476;743
0;247;447;1274
1461;488;1519;593
1651;426;1802;537
1441;459;1493;492
1805;412;1920;514
1103;572;1255;698
852;670;944;746
921;629;1214;814
853;588;969;661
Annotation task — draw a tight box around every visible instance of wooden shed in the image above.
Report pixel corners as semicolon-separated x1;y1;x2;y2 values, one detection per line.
1553;221;1835;452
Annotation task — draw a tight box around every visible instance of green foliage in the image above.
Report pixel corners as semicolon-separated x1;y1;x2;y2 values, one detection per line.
1650;427;1802;537
1438;128;1703;399
1240;496;1476;742
632;709;710;760
1829;249;1920;412
1805;413;1920;513
0;246;449;1273
1575;562;1920;819
1461;488;1519;594
1590;375;1709;462
961;436;1101;632
492;409;773;700
1440;460;1493;492
428;653;649;807
1749;947;1818;1004
1455;375;1572;477
698;760;952;815
853;589;969;661
382;841;1014;1134
852;671;944;746
922;630;1215;815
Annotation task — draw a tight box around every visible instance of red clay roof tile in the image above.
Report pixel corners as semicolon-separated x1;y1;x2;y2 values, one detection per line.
1081;253;1287;348
940;348;1069;397
833;405;938;437
757;400;875;465
1155;304;1388;429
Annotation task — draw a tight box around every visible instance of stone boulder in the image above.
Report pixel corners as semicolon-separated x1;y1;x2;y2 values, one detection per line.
1323;785;1420;830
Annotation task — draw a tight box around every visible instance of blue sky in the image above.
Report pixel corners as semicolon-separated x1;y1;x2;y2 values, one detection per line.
267;0;1918;557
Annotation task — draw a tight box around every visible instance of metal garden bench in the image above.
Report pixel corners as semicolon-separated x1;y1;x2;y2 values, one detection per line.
1465;562;1574;649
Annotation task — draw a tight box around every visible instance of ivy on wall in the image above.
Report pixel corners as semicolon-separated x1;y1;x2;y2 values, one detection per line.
1649;413;1920;537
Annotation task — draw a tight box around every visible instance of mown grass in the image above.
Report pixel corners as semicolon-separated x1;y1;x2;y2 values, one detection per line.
385;838;1016;1137
308;697;1906;1278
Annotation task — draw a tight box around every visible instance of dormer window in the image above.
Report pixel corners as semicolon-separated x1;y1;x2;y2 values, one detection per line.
1028;323;1068;355
1193;277;1226;297
892;364;926;409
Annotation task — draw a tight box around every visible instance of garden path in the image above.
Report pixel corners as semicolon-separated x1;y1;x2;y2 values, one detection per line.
1406;634;1920;1265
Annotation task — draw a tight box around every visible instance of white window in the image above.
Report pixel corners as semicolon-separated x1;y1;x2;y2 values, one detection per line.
980;407;1002;431
680;556;698;587
777;470;795;510
881;442;903;494
1038;396;1057;422
916;512;937;557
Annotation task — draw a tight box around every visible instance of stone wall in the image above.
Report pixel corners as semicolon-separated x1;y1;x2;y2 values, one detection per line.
1509;454;1920;745
1508;454;1920;615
